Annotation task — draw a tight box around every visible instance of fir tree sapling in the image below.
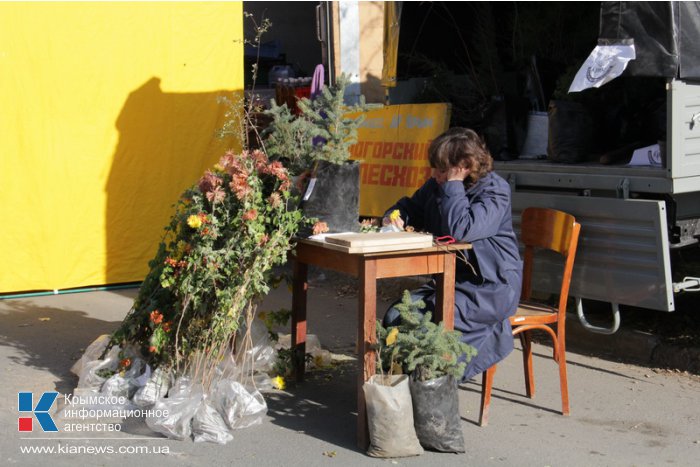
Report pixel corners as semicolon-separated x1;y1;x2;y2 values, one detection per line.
262;73;368;176
376;290;477;382
259;101;318;176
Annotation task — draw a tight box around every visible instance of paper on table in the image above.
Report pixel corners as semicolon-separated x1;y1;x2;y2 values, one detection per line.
307;232;356;242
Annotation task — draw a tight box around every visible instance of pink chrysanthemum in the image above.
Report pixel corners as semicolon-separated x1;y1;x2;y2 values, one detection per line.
198;170;223;195
267;192;282;209
230;173;252;200
242;209;258;221
206;185;226;204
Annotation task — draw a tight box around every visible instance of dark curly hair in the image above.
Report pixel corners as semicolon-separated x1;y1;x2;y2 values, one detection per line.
428;127;493;184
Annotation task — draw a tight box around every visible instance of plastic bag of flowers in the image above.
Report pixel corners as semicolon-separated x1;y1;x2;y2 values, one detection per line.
192;397;233;444
133;367;172;408
75;345;121;391
212;322;276;392
146;377;204;440
70;334;111;377
91;148;309;442
217;358;275;392
72;334;151;395
63;347;151;418
100;357;149;404
233;318;277;379
213;378;267;430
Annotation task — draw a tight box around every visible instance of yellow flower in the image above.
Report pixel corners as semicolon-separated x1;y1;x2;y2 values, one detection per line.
272;375;286;390
187;214;202;229
389;209;401;222
386;327;399;345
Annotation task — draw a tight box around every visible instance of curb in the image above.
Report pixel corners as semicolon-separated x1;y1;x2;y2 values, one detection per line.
564;313;700;375
565;314;660;365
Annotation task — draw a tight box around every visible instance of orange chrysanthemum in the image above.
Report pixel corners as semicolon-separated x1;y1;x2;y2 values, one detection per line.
312;221;329;235
150;310;163;325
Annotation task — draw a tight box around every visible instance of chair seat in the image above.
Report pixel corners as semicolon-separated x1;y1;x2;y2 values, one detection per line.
510;301;558;325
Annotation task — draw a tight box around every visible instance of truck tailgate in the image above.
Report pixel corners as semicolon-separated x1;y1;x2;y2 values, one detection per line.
512;192;674;311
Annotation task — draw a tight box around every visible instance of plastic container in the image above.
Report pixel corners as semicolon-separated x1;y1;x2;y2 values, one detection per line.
268;65;295;86
519;111;549;159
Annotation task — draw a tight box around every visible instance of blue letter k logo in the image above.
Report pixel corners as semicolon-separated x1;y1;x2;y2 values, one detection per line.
18;392;58;432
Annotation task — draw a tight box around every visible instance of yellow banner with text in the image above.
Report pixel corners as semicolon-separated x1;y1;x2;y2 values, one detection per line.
350;103;451;217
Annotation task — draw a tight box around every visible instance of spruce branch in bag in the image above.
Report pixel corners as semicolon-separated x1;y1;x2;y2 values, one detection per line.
376;290;477;382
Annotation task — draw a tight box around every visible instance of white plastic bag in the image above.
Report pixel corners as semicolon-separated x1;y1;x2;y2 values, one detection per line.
192;398;233;444
100;358;148;406
101;374;131;399
213;379;267;430
276;333;322;355
76;345;121;390
133;367;171;408
146;377;204;440
217;354;239;380
363;374;423;458
569;41;636;92
71;334;111;376
236;319;276;374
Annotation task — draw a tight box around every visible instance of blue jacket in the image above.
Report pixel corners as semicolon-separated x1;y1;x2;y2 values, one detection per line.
386;172;523;380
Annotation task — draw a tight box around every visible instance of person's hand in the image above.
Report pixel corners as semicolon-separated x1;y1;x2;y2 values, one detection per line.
446;166;470;182
382;210;405;230
382;216;405;230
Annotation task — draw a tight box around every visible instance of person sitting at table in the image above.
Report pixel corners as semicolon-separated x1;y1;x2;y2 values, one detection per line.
382;127;523;382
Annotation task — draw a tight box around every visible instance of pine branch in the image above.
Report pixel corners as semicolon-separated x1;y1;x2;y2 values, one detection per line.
375;289;477;381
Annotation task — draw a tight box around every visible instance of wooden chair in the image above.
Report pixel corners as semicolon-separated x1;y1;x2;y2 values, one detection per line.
479;207;581;426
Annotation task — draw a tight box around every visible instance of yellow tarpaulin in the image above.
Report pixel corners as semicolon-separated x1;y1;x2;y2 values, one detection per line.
349;103;451;217
0;2;243;293
381;1;402;88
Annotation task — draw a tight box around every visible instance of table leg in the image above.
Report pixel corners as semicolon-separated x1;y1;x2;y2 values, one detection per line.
357;258;377;449
291;260;308;382
435;252;456;330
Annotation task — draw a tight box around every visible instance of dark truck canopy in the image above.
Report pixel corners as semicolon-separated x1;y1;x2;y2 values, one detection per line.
600;1;700;79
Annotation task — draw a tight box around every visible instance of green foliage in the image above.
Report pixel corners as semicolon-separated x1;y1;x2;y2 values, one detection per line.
260;101;320;175
359;218;380;233
551;63;585;102
108;149;311;382
273;348;312;379
258;308;292;342
262;73;367;176
376;290;477;381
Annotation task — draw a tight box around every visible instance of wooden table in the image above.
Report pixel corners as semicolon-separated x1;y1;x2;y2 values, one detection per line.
290;238;471;448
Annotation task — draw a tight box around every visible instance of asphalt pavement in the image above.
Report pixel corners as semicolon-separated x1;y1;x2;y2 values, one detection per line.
1;279;699;467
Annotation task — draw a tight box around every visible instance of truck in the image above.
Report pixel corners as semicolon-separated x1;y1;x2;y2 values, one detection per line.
495;78;700;332
493;2;700;332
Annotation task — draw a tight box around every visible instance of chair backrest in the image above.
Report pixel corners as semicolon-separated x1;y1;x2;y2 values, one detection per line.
519;207;581;313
